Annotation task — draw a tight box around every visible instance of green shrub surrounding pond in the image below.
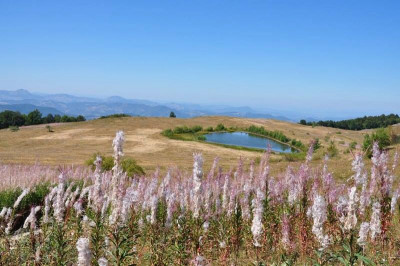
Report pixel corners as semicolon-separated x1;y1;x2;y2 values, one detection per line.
162;124;305;152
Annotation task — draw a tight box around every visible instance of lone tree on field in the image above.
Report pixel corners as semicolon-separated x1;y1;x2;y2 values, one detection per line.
169;111;176;118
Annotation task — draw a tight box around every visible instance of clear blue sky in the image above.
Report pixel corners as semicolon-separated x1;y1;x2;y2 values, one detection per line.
0;0;399;117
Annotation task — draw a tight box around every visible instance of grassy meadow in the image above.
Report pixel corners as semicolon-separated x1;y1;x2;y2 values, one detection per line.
0;116;372;177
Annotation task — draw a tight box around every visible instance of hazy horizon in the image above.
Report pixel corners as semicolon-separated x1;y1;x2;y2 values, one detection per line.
1;1;399;118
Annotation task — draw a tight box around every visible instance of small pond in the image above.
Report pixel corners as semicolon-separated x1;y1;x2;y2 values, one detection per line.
204;132;297;153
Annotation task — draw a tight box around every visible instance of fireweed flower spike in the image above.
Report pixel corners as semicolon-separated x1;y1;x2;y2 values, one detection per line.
281;214;292;251
0;207;7;218
251;188;264;247
343;187;358;231
112;130;125;165
357;222;370;246
76;237;92;266
192;153;203;219
98;257;108;266
53;182;65;223
370;201;382;241
391;188;400;213
311;194;330;249
13;188;29;209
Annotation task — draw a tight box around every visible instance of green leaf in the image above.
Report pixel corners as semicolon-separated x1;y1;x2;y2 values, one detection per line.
337;256;349;266
355;253;374;265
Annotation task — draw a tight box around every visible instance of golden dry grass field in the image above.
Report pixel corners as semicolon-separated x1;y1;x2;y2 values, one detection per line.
0;116;397;179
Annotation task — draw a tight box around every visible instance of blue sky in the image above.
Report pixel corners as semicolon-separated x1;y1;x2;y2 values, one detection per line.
0;0;399;118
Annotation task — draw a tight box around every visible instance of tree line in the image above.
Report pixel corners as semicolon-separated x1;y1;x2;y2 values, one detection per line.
0;109;86;129
299;114;400;130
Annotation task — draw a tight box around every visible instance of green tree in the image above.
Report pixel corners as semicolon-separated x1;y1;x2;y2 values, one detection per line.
60;115;72;122
44;114;55;124
26;109;43;125
0;110;26;129
299;119;307;125
169;111;176;118
76;115;86;122
54;114;61;122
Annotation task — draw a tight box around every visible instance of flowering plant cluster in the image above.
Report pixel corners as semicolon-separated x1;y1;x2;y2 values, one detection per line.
0;162;90;190
0;132;399;265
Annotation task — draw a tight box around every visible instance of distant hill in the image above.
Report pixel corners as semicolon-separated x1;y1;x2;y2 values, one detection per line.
0;104;64;116
0;89;292;121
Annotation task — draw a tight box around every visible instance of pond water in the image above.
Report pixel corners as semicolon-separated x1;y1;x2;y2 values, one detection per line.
204;132;297;153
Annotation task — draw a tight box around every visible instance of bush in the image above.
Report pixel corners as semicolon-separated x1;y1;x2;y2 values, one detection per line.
0;188;22;210
363;128;391;157
314;138;321;150
191;125;203;133
99;114;131;119
349;141;357;150
291;139;306;150
205;126;214;132
9;126;19;132
162;129;174;137
46;125;54;132
172;125;203;134
0;182;51;212
86;154;145;177
121;158;145;176
327;141;338;158
197;135;206;141
215;123;226;131
388;126;400;144
246;125;306;150
284;152;306;162
169;111;176;118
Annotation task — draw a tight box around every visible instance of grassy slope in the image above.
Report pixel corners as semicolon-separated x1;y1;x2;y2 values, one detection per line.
0;116;393;179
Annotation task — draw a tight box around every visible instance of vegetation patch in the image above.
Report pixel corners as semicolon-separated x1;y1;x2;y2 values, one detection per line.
98;113;132;119
85;153;145;177
0;109;85;130
362;128;391;157
0;182;51;213
300;113;400;130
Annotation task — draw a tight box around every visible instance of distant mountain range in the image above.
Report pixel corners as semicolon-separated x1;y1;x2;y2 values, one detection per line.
0;104;64;116
0;89;292;121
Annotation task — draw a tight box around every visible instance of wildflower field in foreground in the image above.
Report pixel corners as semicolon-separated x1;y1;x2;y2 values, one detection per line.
0;131;400;265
